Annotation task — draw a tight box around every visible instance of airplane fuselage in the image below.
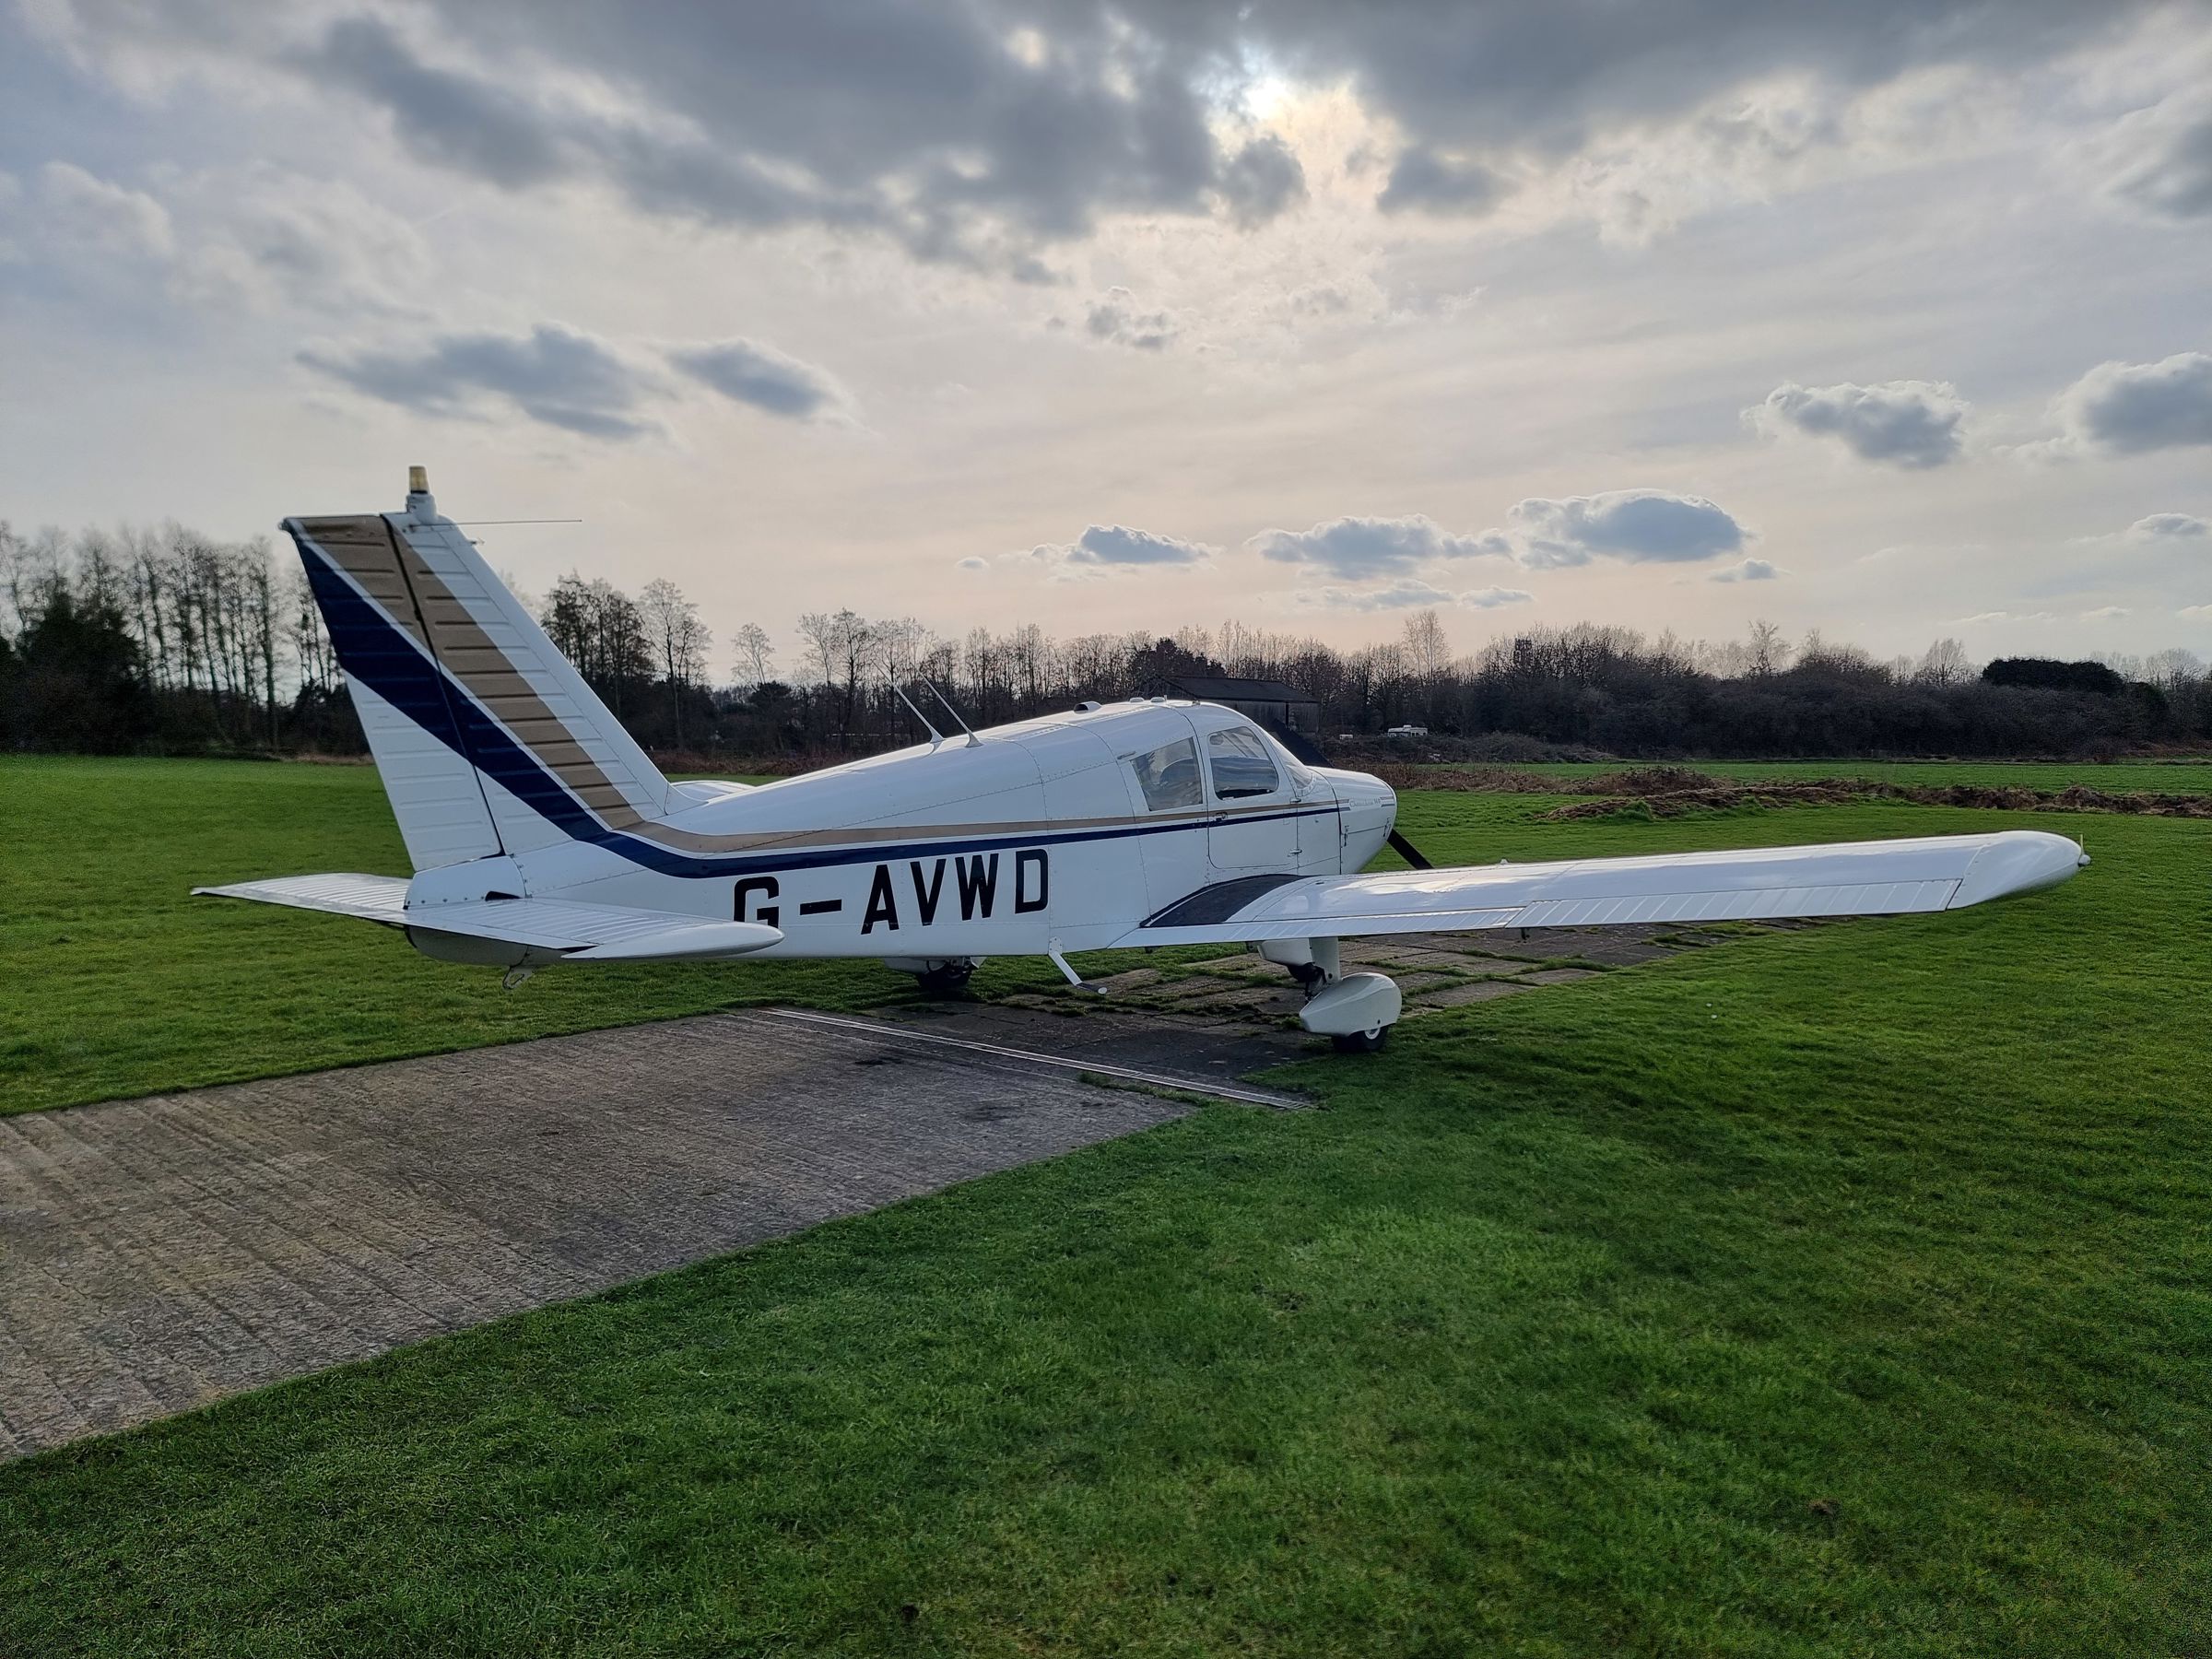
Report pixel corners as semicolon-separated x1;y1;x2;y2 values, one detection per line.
400;699;1396;967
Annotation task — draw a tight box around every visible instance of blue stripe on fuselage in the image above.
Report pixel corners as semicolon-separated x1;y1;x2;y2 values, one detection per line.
300;538;1340;880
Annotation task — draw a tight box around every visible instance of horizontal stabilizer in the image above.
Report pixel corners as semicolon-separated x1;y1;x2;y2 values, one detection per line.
1121;830;2086;947
194;875;782;961
194;872;410;921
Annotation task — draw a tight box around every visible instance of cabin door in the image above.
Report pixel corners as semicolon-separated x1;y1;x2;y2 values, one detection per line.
1204;724;1301;872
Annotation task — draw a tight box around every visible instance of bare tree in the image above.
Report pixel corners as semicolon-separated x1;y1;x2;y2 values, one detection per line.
796;608;877;744
640;578;712;747
1913;637;1973;688
729;621;773;687
1747;618;1790;677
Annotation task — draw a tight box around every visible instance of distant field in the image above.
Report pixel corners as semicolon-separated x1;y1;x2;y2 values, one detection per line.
5;755;2208;1653
1500;759;2212;792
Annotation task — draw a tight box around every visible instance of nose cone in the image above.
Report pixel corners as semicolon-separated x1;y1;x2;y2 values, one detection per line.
1952;830;2088;909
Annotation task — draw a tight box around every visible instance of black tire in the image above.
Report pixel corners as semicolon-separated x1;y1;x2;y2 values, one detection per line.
913;961;976;999
1329;1027;1389;1053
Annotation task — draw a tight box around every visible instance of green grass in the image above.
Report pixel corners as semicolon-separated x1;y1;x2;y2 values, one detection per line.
3;759;2209;1654
1493;759;2212;792
0;757;1091;1115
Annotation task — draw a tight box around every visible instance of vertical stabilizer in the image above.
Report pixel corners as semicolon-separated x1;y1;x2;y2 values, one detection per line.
288;472;671;872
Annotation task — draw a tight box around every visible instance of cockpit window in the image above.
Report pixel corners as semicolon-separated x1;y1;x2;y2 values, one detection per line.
1129;737;1202;810
1207;726;1281;799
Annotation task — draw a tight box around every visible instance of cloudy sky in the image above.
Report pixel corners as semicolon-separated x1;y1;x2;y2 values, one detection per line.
4;0;2210;673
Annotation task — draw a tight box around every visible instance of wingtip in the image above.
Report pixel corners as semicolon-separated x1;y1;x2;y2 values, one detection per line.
1951;830;2087;909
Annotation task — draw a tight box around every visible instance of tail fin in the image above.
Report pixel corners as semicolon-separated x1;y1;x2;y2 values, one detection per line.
288;469;669;871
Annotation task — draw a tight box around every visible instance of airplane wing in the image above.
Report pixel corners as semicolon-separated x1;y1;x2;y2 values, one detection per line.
1120;830;2086;947
193;873;782;961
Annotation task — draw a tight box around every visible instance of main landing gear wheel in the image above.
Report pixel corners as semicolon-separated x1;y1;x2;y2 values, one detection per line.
915;960;976;998
1330;1027;1390;1054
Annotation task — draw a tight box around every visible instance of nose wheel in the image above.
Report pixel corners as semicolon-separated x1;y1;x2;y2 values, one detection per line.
1294;968;1403;1053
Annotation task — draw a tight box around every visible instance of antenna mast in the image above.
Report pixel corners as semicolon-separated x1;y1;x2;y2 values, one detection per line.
924;679;982;747
888;679;945;749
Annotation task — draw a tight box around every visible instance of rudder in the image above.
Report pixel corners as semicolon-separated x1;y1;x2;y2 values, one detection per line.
288;469;671;871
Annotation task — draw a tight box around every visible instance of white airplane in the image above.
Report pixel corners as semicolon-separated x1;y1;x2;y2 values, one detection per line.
199;472;2088;1052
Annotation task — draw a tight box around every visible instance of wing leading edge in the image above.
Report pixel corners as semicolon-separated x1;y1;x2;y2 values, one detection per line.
1120;830;2087;947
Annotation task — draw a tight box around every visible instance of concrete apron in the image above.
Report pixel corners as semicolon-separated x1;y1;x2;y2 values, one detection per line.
0;1009;1296;1462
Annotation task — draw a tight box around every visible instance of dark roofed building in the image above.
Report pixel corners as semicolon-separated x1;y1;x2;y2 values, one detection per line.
1163;675;1321;737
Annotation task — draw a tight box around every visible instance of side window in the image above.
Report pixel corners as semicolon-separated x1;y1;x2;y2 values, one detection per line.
1129;737;1202;810
1207;726;1281;799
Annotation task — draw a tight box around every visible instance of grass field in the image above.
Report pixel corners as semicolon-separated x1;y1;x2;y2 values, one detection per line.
0;757;1088;1115
3;757;2208;1654
1492;759;2212;792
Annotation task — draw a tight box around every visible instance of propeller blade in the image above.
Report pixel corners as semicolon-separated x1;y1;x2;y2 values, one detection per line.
1387;829;1433;870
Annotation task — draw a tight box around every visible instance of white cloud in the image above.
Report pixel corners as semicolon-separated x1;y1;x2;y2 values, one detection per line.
2082;606;2133;619
2129;512;2208;539
2051;352;2212;454
1748;379;1970;468
41;162;174;262
266;9;1279;271
996;524;1216;577
1710;558;1782;582
31;0;2152;271
1216;135;1308;229
1249;514;1512;578
1065;524;1212;565
1376;148;1504;217
1509;489;1747;568
300;321;854;439
300;322;663;440
670;338;847;420
186;171;434;315
2097;89;2212;221
956;555;988;571
1083;288;1178;351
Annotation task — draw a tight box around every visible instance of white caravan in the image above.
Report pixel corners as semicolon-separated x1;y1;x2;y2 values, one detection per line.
199;474;2088;1051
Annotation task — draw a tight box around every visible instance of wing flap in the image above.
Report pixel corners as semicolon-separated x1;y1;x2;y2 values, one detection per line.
1120;830;2083;947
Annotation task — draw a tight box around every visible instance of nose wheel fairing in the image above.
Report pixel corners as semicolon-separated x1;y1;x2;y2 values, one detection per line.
1293;970;1403;1044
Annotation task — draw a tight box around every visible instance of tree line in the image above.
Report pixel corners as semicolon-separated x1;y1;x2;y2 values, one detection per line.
5;517;2208;762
